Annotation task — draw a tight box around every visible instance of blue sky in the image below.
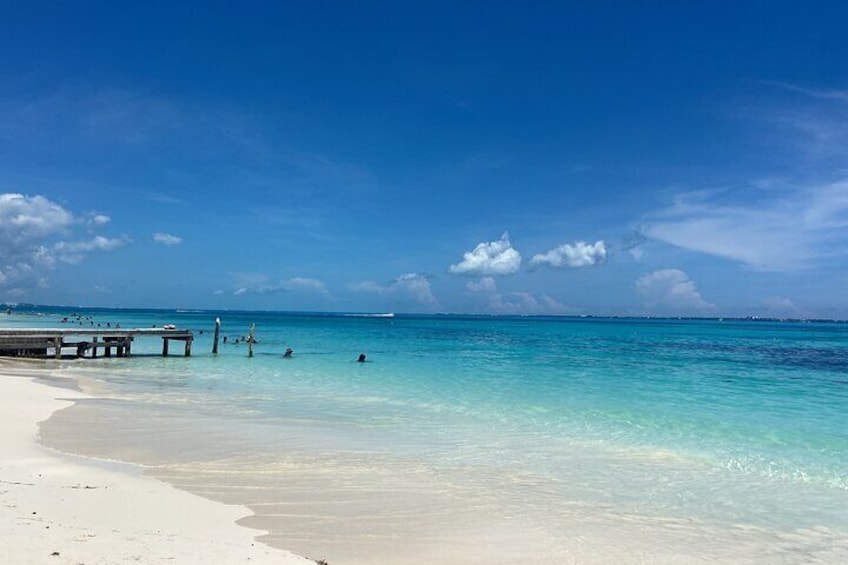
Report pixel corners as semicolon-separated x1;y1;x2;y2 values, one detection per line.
2;2;848;317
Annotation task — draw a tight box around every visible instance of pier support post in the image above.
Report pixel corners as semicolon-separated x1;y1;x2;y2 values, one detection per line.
248;323;255;358
162;338;170;356
92;336;98;358
54;336;62;359
212;317;221;354
185;337;192;357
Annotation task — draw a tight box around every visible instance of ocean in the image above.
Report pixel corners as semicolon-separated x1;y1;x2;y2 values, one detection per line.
5;306;848;563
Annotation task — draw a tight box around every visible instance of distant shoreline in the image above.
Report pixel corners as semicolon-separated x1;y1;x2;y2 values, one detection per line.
3;303;846;324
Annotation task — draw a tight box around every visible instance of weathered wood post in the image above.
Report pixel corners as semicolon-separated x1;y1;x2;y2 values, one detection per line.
212;317;221;354
185;336;192;357
248;323;255;358
54;335;62;359
162;337;170;356
92;336;98;358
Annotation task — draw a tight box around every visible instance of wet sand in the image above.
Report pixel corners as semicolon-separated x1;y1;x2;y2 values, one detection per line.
0;362;315;565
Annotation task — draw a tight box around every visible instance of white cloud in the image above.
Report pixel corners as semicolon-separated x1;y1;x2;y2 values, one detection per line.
0;193;125;291
395;273;439;305
642;180;848;271
530;240;607;269
89;214;111;226
153;232;183;246
636;269;713;312
230;275;329;297
465;276;572;315
466;276;498;294
53;236;128;264
55;235;126;253
642;85;848;272
0;193;73;243
350;273;440;307
449;232;522;276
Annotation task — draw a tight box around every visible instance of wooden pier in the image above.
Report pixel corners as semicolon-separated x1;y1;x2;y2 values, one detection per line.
0;328;194;359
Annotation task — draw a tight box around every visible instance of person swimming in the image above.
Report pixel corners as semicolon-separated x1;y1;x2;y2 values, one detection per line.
357;353;366;362
283;348;294;358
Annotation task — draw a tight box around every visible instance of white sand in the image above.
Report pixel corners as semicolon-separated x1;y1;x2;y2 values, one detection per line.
0;365;316;565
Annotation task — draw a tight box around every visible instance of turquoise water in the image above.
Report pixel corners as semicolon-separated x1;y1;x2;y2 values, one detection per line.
7;307;848;563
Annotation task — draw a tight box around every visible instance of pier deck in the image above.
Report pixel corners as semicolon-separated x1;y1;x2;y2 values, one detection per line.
0;328;194;359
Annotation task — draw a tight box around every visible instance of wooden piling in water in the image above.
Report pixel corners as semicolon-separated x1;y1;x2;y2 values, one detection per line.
212;317;221;354
248;323;255;358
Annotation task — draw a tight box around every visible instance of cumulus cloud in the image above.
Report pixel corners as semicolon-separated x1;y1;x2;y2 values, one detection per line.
153;232;183;246
465;276;572;315
0;193;125;292
449;232;522;276
0;193;74;243
89;214;111;226
635;269;713;312
530;240;607;269
642;179;848;271
395;273;440;305
350;273;440;307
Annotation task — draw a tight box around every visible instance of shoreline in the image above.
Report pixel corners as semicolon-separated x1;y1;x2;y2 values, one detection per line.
0;361;315;565
3;313;846;565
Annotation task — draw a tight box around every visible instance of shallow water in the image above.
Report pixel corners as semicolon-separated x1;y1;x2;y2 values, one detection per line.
10;307;848;563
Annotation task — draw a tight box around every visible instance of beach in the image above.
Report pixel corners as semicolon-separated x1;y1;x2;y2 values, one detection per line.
1;310;847;564
0;362;314;565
